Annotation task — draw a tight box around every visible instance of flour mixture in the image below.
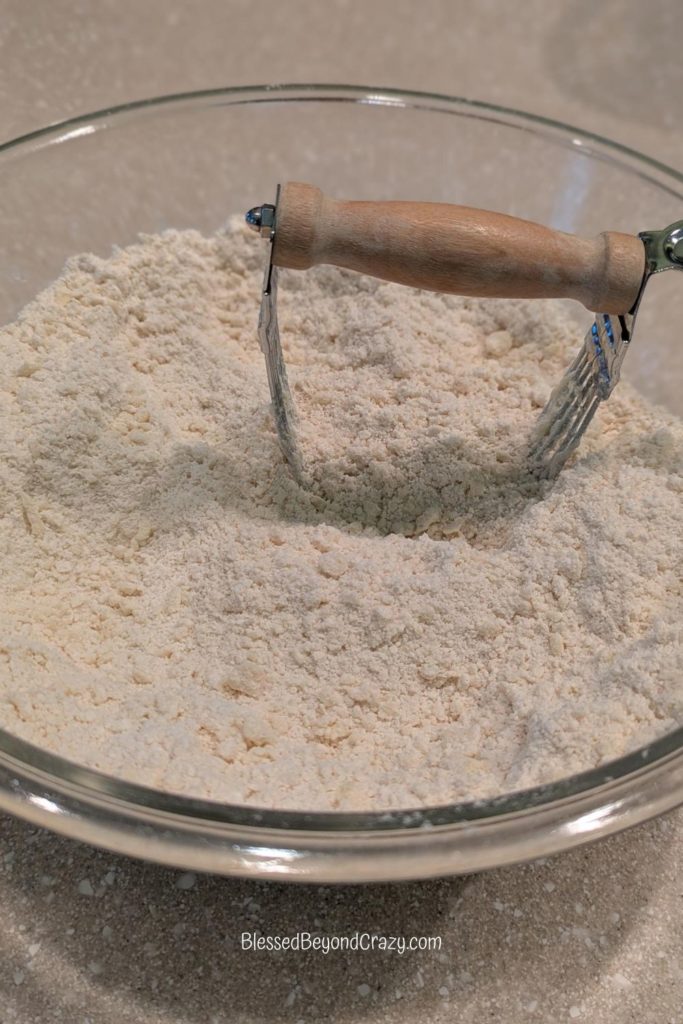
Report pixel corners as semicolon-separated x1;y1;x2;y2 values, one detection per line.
0;220;681;810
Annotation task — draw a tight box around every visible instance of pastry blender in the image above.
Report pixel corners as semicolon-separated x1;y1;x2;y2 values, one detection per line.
246;183;683;478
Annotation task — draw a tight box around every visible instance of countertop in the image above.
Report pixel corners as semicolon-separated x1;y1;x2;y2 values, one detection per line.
1;1;682;1021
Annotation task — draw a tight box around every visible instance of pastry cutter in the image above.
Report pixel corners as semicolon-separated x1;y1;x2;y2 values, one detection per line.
246;183;683;478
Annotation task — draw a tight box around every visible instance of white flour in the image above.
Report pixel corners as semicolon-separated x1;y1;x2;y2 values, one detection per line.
0;221;681;810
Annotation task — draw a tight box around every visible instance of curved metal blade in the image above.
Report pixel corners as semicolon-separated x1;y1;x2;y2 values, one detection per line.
258;247;304;480
528;312;634;478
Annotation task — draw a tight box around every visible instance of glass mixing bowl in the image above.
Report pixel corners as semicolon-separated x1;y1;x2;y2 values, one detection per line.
1;84;682;882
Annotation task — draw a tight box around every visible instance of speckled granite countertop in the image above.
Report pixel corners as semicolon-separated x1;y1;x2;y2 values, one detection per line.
1;2;682;1021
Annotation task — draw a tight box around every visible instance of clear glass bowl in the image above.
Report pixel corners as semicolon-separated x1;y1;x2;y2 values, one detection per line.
1;84;682;882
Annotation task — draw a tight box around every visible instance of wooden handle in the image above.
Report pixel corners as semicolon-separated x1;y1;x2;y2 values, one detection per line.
272;182;645;314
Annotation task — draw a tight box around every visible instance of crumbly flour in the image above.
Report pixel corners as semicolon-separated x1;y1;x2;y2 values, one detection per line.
0;221;681;810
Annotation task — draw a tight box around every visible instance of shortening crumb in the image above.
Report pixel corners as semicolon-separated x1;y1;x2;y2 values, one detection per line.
0;219;681;811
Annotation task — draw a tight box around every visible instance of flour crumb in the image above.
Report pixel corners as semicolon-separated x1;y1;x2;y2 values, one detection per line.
176;872;197;891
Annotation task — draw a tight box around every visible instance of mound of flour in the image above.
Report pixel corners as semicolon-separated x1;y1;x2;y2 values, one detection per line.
0;221;681;810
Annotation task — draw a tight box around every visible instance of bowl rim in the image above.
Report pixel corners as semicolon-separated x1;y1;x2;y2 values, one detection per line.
1;82;682;882
2;81;683;195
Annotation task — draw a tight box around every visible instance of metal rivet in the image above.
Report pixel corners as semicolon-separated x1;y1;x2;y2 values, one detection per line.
245;203;276;239
245;206;262;231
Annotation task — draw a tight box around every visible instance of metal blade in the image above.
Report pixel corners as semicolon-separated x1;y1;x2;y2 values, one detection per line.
258;247;304;481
